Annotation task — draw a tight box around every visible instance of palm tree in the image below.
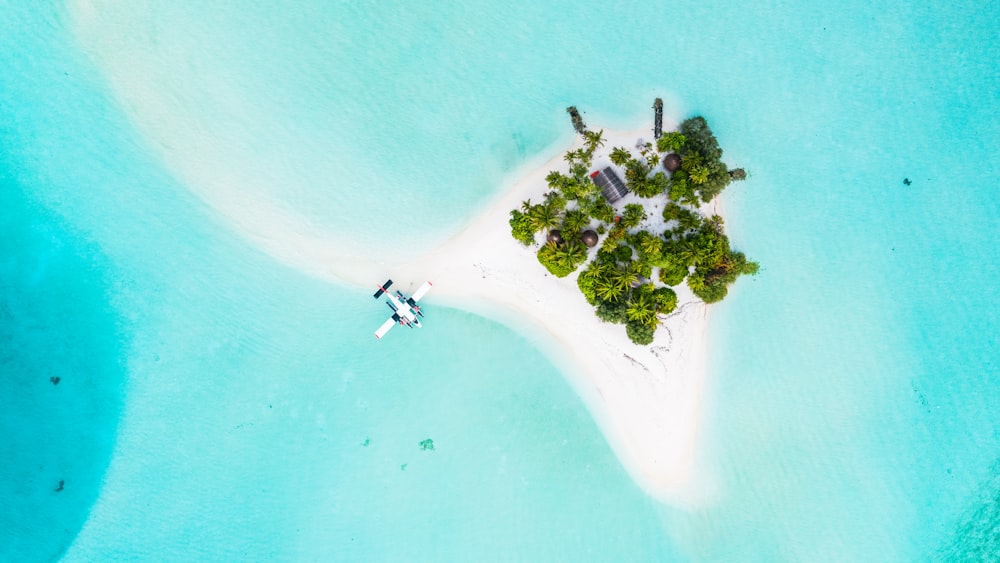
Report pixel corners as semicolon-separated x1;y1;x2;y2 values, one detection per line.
610;147;631;167
681;152;704;173
583;129;606;153
569;162;590;179
594;280;620;302
556;241;587;269
540;240;561;255
595;276;629;302
528;203;560;233
626;290;658;326
621;204;647;229
656;132;687;153
562;209;590;233
588;263;623;302
627;259;648;279
688;165;710;185
546;171;568;192
638;232;662;259
665;237;697;268
625;158;651;184
652;286;678;314
611;266;638;293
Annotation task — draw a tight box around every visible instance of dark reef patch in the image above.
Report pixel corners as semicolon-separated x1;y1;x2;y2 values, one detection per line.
937;460;1000;561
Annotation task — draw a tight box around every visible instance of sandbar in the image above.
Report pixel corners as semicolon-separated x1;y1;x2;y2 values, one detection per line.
387;124;719;504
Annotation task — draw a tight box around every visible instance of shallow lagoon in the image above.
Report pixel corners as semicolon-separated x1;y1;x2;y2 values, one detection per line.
2;0;998;560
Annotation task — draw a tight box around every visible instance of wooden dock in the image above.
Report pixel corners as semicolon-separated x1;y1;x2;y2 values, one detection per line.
653;98;663;139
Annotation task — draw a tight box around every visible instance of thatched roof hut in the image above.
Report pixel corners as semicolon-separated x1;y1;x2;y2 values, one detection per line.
581;230;599;247
663;153;682;173
546;229;564;245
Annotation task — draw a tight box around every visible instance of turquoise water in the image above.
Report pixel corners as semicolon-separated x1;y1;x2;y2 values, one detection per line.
0;172;124;561
2;0;998;561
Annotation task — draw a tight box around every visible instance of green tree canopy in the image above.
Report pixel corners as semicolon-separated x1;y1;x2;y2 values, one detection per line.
511;112;757;345
621;204;647;229
611;264;639;292
546;170;569;191
625;319;655;345
610;147;631;166
632;231;662;263
678;117;733;202
595;298;628;324
562;208;591;234
583;129;606;154
652;286;678;314
658;260;689;286
626;287;658;327
527;201;561;233
668;176;699;206
680;116;723;162
583;198;616;223
576;262;603;304
656;132;687;153
508;209;536;245
543;191;567;211
537;240;588;277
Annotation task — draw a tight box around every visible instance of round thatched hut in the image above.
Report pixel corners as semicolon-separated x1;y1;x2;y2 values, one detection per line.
581;230;599;247
546;229;564;245
663;153;682;173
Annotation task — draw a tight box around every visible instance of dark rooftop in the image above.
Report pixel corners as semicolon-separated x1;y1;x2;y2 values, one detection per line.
590;166;629;203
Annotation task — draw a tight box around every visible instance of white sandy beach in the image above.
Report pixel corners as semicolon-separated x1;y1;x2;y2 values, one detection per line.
387;125;718;505
159;122;715;504
203;124;719;505
183;123;719;504
68;12;718;502
79;42;716;500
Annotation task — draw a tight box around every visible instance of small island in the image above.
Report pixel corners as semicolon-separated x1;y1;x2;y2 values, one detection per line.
183;99;759;501
508;103;757;345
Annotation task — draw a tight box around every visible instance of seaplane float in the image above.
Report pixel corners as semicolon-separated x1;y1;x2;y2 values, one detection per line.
372;279;433;339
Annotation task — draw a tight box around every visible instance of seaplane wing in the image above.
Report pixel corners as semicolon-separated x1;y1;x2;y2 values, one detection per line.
373;279;393;299
374;317;397;340
411;281;433;302
372;279;432;340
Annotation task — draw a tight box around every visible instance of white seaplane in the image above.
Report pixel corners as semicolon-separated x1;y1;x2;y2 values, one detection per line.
372;279;433;339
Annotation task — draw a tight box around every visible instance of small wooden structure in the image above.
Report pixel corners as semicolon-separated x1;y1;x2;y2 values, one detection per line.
653;98;663;139
590;167;629;203
546;229;564;245
581;230;599;247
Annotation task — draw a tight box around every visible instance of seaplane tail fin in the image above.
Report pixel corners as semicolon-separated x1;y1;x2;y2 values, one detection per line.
411;281;433;303
372;279;394;299
374;318;396;340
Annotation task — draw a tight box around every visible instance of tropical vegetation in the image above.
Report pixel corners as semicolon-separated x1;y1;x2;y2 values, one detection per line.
508;111;757;345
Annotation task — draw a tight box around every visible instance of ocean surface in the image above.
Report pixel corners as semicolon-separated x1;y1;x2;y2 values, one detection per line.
2;0;998;561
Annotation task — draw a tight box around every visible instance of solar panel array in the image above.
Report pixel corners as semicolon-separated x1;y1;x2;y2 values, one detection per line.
592;167;629;203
